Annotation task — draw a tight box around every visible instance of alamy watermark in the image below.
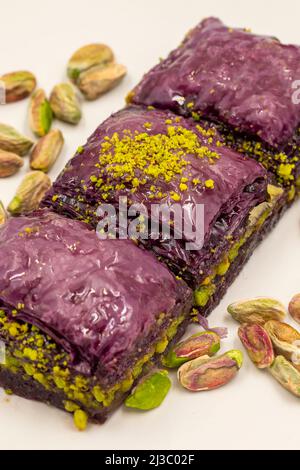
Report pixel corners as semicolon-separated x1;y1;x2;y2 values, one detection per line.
0;80;5;105
96;197;205;250
292;80;300;104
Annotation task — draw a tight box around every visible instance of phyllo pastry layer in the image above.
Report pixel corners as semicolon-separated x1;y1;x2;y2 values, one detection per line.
129;17;300;186
42;105;280;292
0;210;192;425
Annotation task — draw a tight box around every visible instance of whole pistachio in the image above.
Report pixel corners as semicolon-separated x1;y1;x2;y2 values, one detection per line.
0;201;7;225
0;123;34;156
125;370;171;410
28;89;53;137
227;297;286;325
288;294;300;325
269;355;300;397
264;320;300;365
238;323;274;368
0;150;24;177
49;83;81;124
78;63;127;100
67;43;114;81
177;350;243;392
0;71;36;103
163;331;220;368
7;171;51;215
30;129;64;173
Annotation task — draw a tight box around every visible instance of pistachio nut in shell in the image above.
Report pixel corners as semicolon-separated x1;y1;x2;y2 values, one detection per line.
0;123;34;156
28;89;53;137
163;331;220;368
49;83;82;125
0;71;36;103
227;297;286;325
264;320;300;363
0;201;7;225
177;350;243;392
125;370;171;410
0;150;24;177
30;129;64;173
269;355;300;397
7;171;51;215
67;43;114;81
238;323;274;368
78;63;127;100
288;294;300;325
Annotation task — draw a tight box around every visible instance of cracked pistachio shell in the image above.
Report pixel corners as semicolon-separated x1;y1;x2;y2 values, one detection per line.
49;83;81;124
0;71;36;103
163;331;220;368
288;294;300;325
30;129;64;173
0;150;24;177
78;63;127;100
264;320;300;363
0;201;7;225
67;43;114;81
125;370;171;410
0;123;34;156
7;171;51;215
28;89;53;137
238;323;274;368
269;355;300;397
177;350;243;392
227;297;286;325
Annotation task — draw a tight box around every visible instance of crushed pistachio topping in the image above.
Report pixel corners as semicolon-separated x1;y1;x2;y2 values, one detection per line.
86;125;220;201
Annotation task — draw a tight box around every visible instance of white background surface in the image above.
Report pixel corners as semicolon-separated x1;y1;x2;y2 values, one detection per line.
1;0;300;450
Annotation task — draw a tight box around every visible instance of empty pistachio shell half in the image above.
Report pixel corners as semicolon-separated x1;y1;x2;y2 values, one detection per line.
125;370;171;410
264;320;300;364
67;43;114;81
163;331;220;368
78;63;127;100
49;83;81;124
227;297;286;325
0;150;24;177
238;323;274;368
288;294;300;325
0;201;7;225
177;350;243;391
7;171;51;215
0;123;34;156
269;355;300;397
28;89;53;137
0;71;36;103
30;129;64;173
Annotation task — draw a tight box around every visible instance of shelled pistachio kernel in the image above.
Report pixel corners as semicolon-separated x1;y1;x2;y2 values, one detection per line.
289;294;300;324
163;331;220;368
67;43;114;81
28;89;53;137
0;201;7;225
78;63;127;100
30;129;64;172
7;171;51;215
227;297;286;325
177;350;243;391
238;323;274;368
125;370;171;410
0;150;23;177
0;71;36;103
49;83;81;124
0;123;34;156
269;355;300;397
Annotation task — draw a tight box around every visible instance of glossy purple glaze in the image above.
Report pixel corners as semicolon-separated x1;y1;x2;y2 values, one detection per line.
43;106;267;284
0;210;191;370
131;17;300;147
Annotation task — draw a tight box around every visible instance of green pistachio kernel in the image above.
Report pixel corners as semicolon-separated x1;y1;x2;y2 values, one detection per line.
125;370;171;410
